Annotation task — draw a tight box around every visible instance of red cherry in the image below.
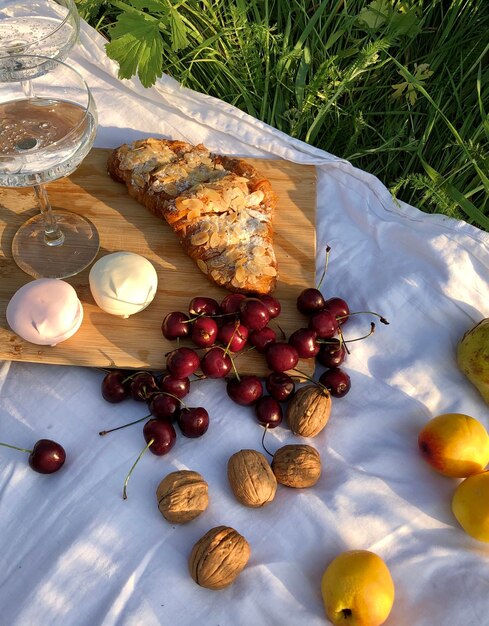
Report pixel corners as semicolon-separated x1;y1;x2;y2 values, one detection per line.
319;367;351;397
296;288;325;315
288;328;320;358
200;347;232;378
189;296;221;317
161;311;191;340
317;339;346;368
220;293;247;315
255;396;283;428
178;407;209;438
265;342;299;372
166;347;200;378
191;316;218;348
309;309;337;339
101;370;130;403
158;374;190;399
148;392;181;422
249;326;277;353
129;372;159;402
239;297;270;331
259;294;281;319
217;321;249;352
265;372;295;402
28;439;66;474
143;419;177;455
226;375;263;406
324;297;350;324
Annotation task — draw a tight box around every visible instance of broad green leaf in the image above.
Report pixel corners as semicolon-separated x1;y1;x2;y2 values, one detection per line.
106;11;163;87
356;0;391;30
168;6;189;51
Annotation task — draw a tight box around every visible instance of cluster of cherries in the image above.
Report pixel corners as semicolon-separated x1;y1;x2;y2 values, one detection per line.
98;255;387;496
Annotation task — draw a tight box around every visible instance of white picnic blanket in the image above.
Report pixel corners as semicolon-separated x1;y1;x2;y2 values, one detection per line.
1;20;489;626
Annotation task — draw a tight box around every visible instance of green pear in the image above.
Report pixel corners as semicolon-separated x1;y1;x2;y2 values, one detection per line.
457;319;489;405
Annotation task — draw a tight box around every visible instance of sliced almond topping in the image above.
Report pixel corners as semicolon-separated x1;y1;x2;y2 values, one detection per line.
263;265;278;277
187;208;202;221
246;190;265;206
176;197;204;213
209;231;221;248
234;266;247;284
191;231;209;246
196;259;208;274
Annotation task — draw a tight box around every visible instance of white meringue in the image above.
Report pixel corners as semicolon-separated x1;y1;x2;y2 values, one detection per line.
89;251;158;318
6;278;84;346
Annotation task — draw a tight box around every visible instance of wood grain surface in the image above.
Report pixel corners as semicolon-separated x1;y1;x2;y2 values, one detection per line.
0;148;317;377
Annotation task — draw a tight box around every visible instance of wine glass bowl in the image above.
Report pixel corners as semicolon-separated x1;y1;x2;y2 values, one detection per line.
0;0;79;81
0;55;100;279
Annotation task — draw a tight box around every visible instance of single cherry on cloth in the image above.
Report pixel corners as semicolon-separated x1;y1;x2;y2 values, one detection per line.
265;372;295;402
200;347;232;378
158;374;190;399
1;439;66;474
255;396;283;428
319;367;351;398
217;321;249;352
288;328;320;359
296;287;325;315
317;339;346;368
189;296;221;318
266;342;299;373
148;392;181;422
129;371;159;402
249;326;277;353
161;311;191;340
101;370;130;403
178;407;209;438
166;347;200;379
143;419;177;455
239;297;270;331
226;375;263;406
191;316;218;348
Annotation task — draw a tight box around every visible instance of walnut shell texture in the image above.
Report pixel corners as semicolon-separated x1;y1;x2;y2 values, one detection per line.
156;470;209;523
271;444;321;488
189;525;251;590
286;384;331;437
227;449;277;508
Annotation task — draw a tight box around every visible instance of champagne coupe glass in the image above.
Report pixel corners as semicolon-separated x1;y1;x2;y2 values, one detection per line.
0;55;99;278
0;0;80;85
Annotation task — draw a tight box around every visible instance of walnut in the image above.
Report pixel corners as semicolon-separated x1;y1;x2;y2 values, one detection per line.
189;526;251;590
271;444;321;488
286;384;332;437
227;449;277;508
156;470;209;524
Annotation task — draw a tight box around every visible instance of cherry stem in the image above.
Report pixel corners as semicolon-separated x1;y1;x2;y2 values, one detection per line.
99;414;150;436
336;324;350;355
275;323;287;341
291;367;329;393
339;311;389;325
260;425;274;458
0;441;32;454
317;245;331;290
319;322;376;351
123;437;154;500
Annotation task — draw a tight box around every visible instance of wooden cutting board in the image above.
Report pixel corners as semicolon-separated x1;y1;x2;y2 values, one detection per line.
0;148;317;377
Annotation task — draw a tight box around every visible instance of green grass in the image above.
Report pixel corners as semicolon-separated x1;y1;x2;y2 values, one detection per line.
77;0;489;229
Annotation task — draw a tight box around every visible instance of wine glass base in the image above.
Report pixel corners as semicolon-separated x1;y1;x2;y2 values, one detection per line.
12;210;100;279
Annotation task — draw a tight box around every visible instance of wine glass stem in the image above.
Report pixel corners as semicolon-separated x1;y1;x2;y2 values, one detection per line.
33;184;65;247
21;80;34;98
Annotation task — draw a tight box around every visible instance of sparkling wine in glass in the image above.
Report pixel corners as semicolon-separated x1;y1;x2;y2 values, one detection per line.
0;55;100;279
0;0;79;84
